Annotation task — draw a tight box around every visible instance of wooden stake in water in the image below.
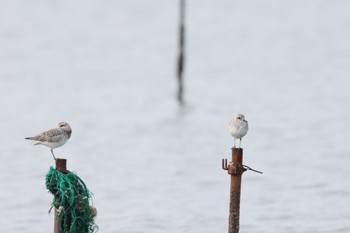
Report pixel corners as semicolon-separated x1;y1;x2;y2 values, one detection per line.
177;0;186;104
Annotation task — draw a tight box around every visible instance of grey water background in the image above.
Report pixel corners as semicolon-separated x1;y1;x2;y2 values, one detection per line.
1;0;350;232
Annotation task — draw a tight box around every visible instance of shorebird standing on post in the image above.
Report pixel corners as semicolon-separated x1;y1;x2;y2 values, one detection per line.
229;114;248;148
25;122;72;160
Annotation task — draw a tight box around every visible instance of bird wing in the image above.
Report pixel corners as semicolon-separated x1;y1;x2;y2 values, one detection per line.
26;128;63;142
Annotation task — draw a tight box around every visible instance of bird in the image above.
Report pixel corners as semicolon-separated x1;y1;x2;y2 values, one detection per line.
229;114;248;148
25;122;72;160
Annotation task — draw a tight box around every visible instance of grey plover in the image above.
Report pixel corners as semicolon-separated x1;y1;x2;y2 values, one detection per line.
229;114;248;148
25;122;72;160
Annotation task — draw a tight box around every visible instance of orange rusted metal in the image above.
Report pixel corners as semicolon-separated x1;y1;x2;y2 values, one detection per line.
222;148;263;233
54;159;67;233
222;148;244;233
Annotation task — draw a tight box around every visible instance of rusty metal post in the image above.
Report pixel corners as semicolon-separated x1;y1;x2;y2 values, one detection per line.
54;159;67;233
222;148;244;233
55;158;67;172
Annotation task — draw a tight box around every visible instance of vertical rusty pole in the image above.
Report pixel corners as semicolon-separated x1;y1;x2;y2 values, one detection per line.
54;159;67;233
222;148;244;233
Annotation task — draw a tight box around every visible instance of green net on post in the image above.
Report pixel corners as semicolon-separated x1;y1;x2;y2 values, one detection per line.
46;166;98;233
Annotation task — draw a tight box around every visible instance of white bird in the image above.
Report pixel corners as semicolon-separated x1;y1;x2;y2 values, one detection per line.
229;114;248;148
25;122;72;160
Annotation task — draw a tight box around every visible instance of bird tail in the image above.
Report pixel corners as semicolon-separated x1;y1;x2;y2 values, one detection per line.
25;137;41;146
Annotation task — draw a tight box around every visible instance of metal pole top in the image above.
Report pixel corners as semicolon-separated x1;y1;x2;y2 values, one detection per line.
55;158;67;172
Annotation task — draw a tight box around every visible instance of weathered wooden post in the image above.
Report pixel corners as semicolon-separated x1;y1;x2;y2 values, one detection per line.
54;158;67;233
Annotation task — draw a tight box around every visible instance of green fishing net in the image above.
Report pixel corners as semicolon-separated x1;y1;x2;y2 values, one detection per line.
46;166;98;233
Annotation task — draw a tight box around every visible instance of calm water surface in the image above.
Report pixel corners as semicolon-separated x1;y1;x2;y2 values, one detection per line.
0;1;350;232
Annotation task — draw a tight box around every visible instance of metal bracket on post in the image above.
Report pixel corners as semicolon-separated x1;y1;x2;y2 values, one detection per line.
222;159;246;176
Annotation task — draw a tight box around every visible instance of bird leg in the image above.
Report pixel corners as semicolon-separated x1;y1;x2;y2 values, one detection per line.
51;149;57;160
239;138;242;148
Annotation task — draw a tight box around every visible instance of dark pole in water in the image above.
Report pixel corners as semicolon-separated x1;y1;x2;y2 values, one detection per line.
222;148;244;233
54;159;67;233
177;0;186;105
